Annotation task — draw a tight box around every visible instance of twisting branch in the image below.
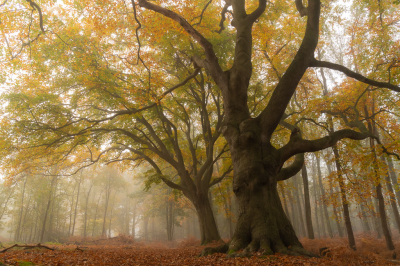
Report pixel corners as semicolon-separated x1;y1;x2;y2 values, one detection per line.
25;0;45;32
247;0;267;24
259;0;320;139
295;0;308;17
277;153;304;181
192;0;212;26
138;0;226;89
209;165;233;188
216;0;232;33
131;0;151;88
310;59;400;92
279;128;371;164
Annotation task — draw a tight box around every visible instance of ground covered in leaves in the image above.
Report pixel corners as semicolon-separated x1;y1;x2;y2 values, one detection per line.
0;235;400;265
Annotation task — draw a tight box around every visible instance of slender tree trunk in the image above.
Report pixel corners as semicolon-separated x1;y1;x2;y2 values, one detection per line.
313;179;321;238
15;177;27;242
302;165;314;239
315;154;333;238
293;177;306;238
144;215;149;240
360;203;371;234
101;189;111;237
92;190;103;237
383;156;400;233
71;175;82;236
387;157;400;206
40;176;57;243
326;162;344;238
333;146;356;250
131;201;136;238
369;141;395;250
83;183;93;238
368;196;383;238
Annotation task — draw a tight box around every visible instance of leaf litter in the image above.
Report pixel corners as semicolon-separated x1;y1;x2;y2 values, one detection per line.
0;235;399;265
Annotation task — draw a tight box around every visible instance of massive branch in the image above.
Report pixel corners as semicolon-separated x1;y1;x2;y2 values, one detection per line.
310;59;400;92
259;0;320;139
279;129;370;163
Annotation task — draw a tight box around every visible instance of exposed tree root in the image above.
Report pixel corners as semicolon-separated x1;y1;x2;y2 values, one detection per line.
200;239;318;258
199;243;229;257
0;243;55;253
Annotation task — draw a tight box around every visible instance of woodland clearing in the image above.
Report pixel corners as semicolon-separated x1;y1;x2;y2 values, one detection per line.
0;235;399;265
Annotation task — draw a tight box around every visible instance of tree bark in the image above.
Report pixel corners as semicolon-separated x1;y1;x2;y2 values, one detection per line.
301;165;314;239
40;175;57;243
192;193;220;245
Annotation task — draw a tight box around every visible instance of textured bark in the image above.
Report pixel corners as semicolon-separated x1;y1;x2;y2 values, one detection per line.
222;118;314;256
139;0;379;256
193;194;220;244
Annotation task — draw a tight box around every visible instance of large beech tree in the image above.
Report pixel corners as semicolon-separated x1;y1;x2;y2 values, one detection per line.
1;0;400;257
136;0;399;256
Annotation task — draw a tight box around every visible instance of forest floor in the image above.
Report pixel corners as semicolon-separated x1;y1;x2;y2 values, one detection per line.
0;234;400;265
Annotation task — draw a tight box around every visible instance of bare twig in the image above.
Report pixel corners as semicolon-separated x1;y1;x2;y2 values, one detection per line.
0;243;55;253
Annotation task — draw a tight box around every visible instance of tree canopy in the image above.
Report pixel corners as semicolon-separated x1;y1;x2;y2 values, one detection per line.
1;0;400;257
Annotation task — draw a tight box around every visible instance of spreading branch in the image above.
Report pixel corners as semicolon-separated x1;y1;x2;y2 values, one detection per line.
310;59;400;92
279;128;370;163
277;153;304;181
138;0;226;89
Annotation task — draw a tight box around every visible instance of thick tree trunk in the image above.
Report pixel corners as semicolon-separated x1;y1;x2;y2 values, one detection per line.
192;194;221;245
228;176;312;256
220;121;313;256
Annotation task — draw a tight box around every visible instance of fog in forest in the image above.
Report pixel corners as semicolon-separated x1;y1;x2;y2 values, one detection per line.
1;145;399;247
